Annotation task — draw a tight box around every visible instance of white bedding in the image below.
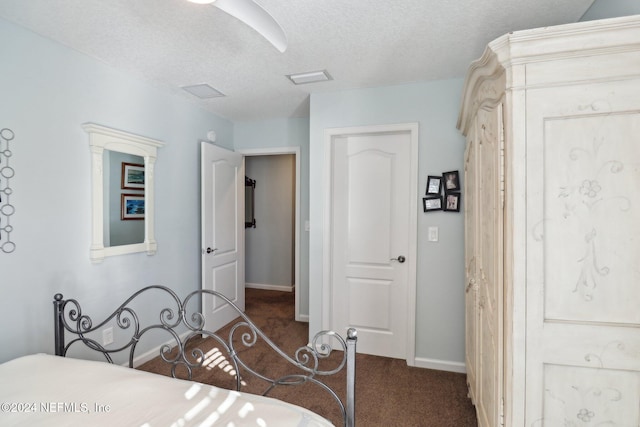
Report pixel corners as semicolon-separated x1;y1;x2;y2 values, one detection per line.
0;354;334;427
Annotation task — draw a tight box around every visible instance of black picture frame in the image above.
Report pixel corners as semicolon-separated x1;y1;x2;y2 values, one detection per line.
443;192;461;212
426;175;443;195
245;176;256;228
423;196;442;212
442;170;460;192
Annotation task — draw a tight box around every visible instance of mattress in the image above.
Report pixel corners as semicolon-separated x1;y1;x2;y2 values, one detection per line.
0;354;334;426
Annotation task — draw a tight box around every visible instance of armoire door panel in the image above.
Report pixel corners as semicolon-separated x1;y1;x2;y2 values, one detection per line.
542;111;640;325
542;323;640;372
478;106;502;310
525;78;640;425
477;304;498;427
474;103;504;427
542;364;640;427
464;288;478;403
464;121;480;404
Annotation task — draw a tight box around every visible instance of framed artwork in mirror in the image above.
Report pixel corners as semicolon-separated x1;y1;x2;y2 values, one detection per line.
426;175;442;195
121;162;145;190
443;170;460;192
423;196;442;212
121;194;145;220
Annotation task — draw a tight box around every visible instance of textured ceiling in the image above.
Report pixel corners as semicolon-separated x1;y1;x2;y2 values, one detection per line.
0;0;594;122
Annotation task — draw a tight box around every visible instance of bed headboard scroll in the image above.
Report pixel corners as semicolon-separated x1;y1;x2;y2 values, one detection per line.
53;286;357;427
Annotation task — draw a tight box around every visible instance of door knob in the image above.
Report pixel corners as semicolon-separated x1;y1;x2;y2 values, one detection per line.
205;247;217;254
391;255;406;263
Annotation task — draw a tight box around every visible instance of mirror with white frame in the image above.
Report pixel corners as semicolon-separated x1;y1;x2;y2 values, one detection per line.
83;123;164;262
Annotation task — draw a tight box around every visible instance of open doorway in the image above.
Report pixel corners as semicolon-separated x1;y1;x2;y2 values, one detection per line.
239;147;301;321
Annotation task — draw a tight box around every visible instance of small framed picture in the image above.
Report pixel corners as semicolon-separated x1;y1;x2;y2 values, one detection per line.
121;162;145;190
121;194;145;220
444;192;461;212
423;196;442;212
442;170;460;192
426;175;443;195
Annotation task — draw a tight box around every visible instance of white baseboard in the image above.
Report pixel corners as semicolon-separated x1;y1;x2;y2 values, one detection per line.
296;313;309;322
246;282;294;292
413;356;466;374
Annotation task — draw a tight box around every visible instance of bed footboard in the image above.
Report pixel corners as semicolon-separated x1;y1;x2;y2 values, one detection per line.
53;286;357;427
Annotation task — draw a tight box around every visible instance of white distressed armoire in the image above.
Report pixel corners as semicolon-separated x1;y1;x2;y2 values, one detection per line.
457;15;640;427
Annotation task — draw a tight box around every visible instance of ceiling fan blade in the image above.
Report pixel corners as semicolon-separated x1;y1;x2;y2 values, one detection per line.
213;0;287;53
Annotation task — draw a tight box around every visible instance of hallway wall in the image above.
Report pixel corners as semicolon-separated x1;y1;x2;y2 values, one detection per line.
245;154;296;291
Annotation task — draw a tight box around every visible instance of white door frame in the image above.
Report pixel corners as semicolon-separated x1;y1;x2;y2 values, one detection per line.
322;123;418;365
237;147;302;322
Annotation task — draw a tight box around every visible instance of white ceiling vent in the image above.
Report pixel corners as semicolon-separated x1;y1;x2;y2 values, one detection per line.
182;84;225;99
286;70;332;85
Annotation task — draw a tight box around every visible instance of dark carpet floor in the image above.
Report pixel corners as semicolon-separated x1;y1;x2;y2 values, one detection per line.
139;288;478;427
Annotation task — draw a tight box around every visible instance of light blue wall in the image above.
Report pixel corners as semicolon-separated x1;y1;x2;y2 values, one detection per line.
0;17;233;363
580;0;640;21
308;80;467;365
234;119;311;315
245;155;295;289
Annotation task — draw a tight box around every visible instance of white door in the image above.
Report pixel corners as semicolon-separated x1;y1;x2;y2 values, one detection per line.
327;124;418;360
201;141;245;332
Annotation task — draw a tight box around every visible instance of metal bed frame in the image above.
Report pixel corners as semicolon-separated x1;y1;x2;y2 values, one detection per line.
53;285;357;427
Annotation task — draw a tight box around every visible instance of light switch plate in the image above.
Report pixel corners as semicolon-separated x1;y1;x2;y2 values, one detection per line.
102;327;114;346
428;226;439;242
